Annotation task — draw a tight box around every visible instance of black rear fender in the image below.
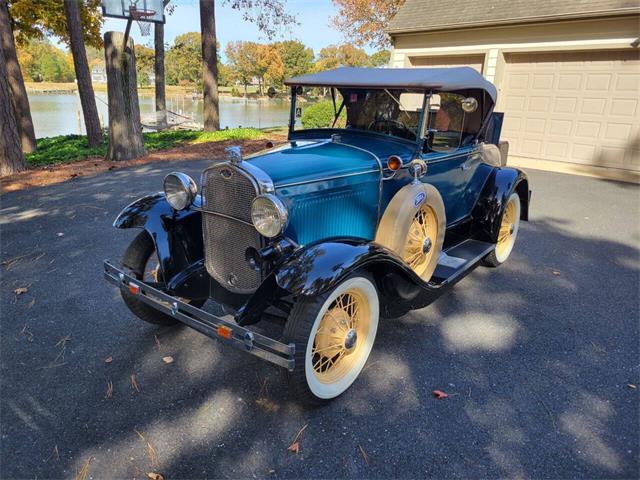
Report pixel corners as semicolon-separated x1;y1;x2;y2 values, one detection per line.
471;167;529;243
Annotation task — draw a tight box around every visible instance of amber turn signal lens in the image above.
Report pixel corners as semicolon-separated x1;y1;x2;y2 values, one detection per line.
217;325;233;339
128;283;140;295
387;155;402;171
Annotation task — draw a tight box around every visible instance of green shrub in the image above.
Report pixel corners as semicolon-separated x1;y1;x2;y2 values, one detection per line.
230;86;241;97
301;100;345;129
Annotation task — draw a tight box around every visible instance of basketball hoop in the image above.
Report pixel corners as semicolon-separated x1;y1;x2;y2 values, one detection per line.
129;1;155;36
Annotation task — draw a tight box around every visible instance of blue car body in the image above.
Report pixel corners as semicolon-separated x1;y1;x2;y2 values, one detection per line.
105;67;531;373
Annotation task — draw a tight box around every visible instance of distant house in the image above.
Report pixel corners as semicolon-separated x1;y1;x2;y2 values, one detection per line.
91;66;107;84
387;0;640;177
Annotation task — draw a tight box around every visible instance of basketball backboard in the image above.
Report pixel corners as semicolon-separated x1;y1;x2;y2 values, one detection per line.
101;0;165;24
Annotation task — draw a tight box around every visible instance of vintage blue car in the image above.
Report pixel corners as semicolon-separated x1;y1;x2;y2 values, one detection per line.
104;67;530;404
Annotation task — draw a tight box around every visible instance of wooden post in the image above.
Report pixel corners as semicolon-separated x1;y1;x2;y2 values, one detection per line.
104;31;146;161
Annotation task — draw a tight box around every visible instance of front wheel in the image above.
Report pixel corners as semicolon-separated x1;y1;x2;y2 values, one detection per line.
483;192;521;267
121;231;204;325
283;274;379;405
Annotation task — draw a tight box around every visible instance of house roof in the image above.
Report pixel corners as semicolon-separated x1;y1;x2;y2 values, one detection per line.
285;67;498;101
386;0;640;34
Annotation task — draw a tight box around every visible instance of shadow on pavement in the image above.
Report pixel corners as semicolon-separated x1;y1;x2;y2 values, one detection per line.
1;164;638;478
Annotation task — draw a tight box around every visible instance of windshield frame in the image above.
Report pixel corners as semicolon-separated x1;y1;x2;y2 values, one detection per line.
288;86;429;145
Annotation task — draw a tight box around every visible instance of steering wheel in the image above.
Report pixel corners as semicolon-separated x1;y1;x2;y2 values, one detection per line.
368;118;415;139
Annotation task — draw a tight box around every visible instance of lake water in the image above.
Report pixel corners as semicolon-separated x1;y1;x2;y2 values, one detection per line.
27;92;292;138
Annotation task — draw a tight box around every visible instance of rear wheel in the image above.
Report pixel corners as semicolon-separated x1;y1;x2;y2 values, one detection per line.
283;274;379;405
121;231;204;325
483;192;521;267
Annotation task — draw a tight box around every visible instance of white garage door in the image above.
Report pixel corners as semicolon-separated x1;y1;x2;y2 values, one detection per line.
499;50;640;171
409;54;485;73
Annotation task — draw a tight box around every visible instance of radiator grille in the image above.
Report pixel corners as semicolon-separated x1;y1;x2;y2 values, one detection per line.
202;164;262;293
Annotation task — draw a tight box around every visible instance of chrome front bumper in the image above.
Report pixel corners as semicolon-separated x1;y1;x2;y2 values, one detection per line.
103;260;295;370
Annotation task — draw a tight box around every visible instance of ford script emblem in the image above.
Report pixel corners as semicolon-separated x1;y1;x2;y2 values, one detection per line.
220;168;233;179
414;192;426;207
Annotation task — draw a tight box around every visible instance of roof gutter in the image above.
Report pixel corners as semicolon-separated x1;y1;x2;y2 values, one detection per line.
385;7;640;35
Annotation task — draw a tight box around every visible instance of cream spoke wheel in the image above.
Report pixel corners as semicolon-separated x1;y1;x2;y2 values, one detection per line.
493;193;521;264
402;204;439;276
295;275;379;401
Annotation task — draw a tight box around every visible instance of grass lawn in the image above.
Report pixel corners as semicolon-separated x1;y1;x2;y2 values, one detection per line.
25;128;268;167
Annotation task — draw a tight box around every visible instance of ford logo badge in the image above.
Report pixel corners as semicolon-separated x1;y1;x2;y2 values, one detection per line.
220;168;233;179
414;192;426;207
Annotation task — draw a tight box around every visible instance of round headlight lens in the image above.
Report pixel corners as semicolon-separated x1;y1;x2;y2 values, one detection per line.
163;172;197;211
251;194;288;238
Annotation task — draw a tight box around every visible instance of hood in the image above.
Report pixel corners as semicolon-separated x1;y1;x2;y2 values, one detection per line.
247;134;416;187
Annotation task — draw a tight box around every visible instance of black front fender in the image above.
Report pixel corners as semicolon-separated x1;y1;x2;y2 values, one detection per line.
236;237;431;325
114;193;204;283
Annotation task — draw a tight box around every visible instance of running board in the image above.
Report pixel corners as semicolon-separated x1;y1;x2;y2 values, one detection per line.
430;239;495;286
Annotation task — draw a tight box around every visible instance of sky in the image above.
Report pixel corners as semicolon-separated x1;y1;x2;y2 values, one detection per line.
100;0;368;61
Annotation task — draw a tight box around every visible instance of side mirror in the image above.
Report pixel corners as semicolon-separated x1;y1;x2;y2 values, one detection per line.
267;87;276;98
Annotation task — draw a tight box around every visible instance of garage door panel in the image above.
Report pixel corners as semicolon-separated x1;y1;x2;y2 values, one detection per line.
610;98;638;117
501;50;640;171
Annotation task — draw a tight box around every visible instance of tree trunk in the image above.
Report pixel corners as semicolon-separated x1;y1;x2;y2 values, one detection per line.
154;21;167;128
0;46;25;176
0;0;36;153
199;0;219;131
104;31;146;161
63;0;102;148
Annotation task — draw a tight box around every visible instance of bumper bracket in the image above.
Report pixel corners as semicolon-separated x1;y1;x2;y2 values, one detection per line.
104;260;295;371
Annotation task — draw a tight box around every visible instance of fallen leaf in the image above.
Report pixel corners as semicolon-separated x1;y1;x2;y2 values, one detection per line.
162;356;174;364
432;390;449;399
75;456;94;480
14;287;28;295
105;380;113;398
627;383;637;390
255;397;279;413
104;356;113;363
287;441;300;454
551;270;561;276
147;473;165;480
359;445;369;465
57;232;65;237
287;423;308;453
131;373;141;392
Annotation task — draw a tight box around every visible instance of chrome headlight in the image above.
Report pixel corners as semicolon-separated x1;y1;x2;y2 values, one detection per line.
251;194;288;238
163;172;197;211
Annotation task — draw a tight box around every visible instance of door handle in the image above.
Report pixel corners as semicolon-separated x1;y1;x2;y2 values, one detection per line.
460;162;471;171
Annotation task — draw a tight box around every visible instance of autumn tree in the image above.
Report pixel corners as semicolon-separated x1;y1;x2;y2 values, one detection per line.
225;40;257;96
255;43;283;92
9;0;104;147
274;40;313;81
166;32;203;86
199;0;296;131
316;44;369;71
332;0;405;48
134;43;155;86
367;49;390;67
0;0;35;152
0;44;25;175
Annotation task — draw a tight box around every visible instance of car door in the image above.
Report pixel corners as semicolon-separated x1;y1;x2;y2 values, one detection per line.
423;145;475;225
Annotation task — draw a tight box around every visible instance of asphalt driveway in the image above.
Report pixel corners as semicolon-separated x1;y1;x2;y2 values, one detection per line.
1;160;638;479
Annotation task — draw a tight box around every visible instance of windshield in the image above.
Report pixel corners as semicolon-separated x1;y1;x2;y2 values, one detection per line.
292;88;425;142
